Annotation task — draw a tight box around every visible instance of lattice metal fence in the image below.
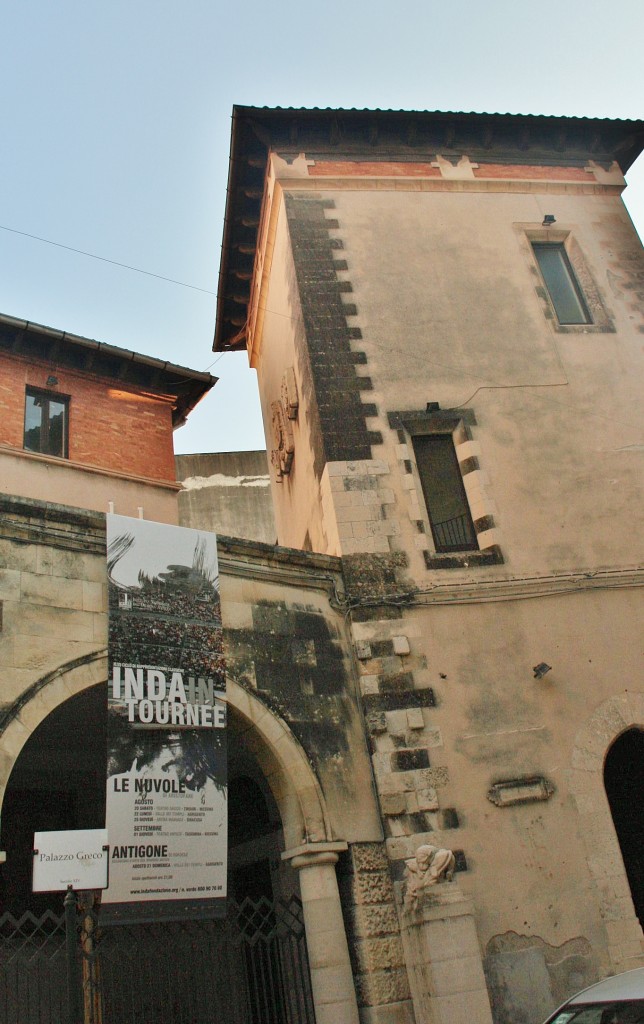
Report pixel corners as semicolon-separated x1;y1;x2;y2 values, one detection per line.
0;909;68;1024
0;895;316;1024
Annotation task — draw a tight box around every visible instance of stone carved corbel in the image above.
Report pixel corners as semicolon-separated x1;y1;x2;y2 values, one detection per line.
404;843;456;908
270;367;298;481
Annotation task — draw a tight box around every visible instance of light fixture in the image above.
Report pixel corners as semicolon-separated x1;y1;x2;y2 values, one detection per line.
46;375;59;387
542;214;556;227
533;662;552;680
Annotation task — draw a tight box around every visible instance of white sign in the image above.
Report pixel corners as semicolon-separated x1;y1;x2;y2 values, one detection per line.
33;829;109;892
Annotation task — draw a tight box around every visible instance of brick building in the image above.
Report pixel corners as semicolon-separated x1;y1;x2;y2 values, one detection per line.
0;313;214;521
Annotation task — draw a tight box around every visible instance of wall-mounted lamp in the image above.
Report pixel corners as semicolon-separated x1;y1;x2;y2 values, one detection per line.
46;375;59;387
542;215;556;227
533;662;552;680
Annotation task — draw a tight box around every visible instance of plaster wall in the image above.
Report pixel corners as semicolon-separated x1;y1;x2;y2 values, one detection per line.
214;534;382;846
0;447;180;522
255;192;341;554
363;591;642;944
251;174;644;1021
175;451;276;544
275;185;643;578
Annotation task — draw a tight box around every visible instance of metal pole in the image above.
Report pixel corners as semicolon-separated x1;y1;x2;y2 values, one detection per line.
64;885;81;1024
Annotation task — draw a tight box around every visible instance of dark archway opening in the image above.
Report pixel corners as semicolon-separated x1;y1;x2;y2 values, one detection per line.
0;688;313;1024
604;727;644;926
0;687;292;914
0;685;106;914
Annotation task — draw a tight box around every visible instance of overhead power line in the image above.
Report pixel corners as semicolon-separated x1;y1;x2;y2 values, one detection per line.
0;223;216;295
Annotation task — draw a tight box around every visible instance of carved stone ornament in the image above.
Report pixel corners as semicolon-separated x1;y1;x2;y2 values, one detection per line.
281;366;299;420
403;844;456;908
270;400;294;482
270;367;298;481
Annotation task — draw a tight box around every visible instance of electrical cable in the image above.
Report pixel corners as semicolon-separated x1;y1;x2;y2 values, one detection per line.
0;223;216;295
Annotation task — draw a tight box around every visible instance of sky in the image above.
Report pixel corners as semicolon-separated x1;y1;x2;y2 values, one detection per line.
1;0;642;456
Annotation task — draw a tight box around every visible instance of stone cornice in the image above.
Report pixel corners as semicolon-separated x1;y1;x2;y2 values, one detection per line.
353;567;644;610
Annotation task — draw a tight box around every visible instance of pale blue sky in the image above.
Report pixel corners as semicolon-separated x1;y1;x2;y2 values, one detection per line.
1;0;642;455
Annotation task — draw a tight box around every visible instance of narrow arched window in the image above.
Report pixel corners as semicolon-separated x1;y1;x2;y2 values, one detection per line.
604;728;644;926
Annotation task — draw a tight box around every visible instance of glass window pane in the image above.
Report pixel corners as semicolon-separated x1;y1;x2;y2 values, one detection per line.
533;243;591;325
24;393;44;452
549;1002;644;1023
47;399;67;456
24;389;69;457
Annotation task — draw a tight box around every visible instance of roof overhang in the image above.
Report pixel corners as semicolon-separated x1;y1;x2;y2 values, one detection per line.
0;313;216;428
214;105;644;353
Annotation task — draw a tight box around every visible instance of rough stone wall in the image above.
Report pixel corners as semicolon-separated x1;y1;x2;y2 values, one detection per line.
0;495;107;795
218;541;383;845
342;551;466;868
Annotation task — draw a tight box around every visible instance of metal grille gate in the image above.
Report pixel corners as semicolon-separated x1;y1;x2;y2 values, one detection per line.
0;895;316;1024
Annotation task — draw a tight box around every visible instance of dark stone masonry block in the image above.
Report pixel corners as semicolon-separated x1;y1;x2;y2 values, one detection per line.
362;689;436;713
391;748;430;771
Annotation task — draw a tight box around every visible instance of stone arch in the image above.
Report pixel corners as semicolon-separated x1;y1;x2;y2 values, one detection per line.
0;650;108;804
225;679;332;850
567;692;644;973
0;653;332;853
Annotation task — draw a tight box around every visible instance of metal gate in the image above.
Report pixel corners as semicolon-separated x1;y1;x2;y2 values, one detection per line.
0;895;316;1024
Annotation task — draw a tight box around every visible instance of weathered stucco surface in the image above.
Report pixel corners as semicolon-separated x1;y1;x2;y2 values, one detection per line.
175;451;275;544
245;139;644;1023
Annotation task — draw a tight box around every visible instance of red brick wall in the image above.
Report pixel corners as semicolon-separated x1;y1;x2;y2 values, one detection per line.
473;163;593;180
307;160;595;181
0;351;176;481
309;160;441;177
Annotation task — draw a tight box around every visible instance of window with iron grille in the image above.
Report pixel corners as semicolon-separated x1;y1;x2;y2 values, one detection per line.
411;434;477;553
24;388;69;457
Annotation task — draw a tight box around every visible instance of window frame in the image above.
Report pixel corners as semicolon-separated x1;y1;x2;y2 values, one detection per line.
531;241;592;326
24;387;70;458
411;431;478;554
517;224;615;334
387;407;504;569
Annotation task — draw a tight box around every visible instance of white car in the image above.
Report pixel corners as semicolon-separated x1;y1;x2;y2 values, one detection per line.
542;967;644;1023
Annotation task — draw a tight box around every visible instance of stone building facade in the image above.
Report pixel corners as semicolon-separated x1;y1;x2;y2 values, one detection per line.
1;107;643;1024
0;313;393;1023
212;107;644;1024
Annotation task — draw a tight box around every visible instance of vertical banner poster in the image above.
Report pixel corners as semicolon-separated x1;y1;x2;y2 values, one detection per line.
104;515;226;921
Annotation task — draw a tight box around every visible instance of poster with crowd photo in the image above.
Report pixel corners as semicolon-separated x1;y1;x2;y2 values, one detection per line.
104;514;227;922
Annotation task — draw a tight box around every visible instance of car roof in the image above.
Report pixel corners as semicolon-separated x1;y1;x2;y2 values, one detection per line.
569;968;644;1005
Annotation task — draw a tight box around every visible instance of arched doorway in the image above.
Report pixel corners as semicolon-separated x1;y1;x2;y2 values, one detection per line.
604;728;644;927
0;684;106;914
0;681;320;1023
